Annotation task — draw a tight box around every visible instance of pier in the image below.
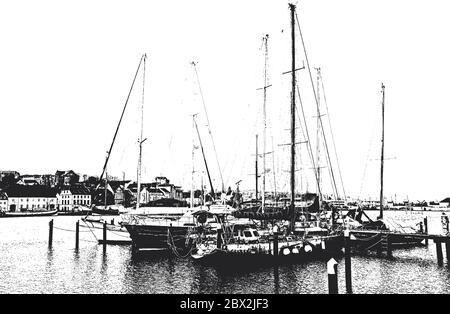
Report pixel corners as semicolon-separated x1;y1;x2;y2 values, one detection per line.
348;229;450;265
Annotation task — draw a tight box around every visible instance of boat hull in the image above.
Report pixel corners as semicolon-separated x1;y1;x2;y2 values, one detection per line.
81;218;131;244
191;236;343;266
0;210;58;218
350;231;424;250
123;224;194;252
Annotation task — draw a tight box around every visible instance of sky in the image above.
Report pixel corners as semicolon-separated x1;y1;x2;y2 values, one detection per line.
1;0;450;202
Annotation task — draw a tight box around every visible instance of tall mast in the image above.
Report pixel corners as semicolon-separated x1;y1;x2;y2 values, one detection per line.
262;34;269;213
255;134;259;201
379;83;385;219
315;67;322;201
191;114;197;208
136;54;147;211
289;3;296;232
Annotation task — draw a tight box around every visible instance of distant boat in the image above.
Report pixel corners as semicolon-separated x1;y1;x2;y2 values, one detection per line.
91;205;121;216
0;209;58;218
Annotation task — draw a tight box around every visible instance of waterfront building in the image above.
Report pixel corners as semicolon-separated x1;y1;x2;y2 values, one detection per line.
0;171;20;188
439;197;450;208
0;171;20;180
55;170;80;186
154;176;184;199
57;185;92;211
0;192;7;212
108;180;133;205
3;185;57;212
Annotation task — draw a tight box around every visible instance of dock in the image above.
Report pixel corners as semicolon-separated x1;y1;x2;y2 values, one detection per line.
348;229;450;266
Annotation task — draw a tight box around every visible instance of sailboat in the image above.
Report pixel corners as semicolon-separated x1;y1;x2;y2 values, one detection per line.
346;84;424;248
191;4;343;265
121;103;235;253
81;54;149;244
233;30;320;223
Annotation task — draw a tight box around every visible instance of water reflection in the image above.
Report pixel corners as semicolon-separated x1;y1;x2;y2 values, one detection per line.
1;215;450;293
273;265;279;294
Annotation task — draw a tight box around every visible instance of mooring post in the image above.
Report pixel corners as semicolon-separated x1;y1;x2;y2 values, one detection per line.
103;221;107;251
217;229;223;249
75;220;79;250
377;237;382;257
445;241;450;265
327;258;338;294
436;240;443;266
424;217;429;246
273;233;279;257
386;234;392;258
48;219;54;248
344;230;352;294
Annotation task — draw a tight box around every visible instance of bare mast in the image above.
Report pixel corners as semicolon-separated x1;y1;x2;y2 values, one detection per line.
289;3;296;232
315;68;322;202
136;54;147;211
379;83;385;219
191;114;197;208
262;34;269;213
255;134;259;201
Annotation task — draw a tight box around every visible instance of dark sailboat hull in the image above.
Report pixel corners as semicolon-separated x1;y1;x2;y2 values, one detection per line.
350;231;424;250
123;224;193;252
191;236;343;266
91;207;120;216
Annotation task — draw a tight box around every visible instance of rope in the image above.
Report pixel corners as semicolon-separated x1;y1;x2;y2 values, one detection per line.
192;62;225;191
80;220;98;241
108;229;131;238
53;226;90;233
352;232;382;242
365;239;383;251
80;239;100;244
319;70;347;200
295;10;339;200
296;87;321;198
98;54;146;183
166;228;195;259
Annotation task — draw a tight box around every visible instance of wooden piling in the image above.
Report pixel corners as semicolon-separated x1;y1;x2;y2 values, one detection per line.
377;240;382;257
273;233;279;257
103;221;107;251
386;234;392;258
344;230;352;294
217;229;223;249
424;217;428;245
327;258;338;294
48;219;53;247
75;220;79;250
445;241;450;265
436;241;443;266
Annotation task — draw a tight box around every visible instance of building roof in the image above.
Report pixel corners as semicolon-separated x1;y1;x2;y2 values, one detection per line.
108;180;132;191
148;188;164;194
56;170;78;177
441;197;450;203
5;185;58;198
159;187;171;194
66;185;91;195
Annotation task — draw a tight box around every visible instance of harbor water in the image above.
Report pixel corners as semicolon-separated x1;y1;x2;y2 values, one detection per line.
1;210;450;294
